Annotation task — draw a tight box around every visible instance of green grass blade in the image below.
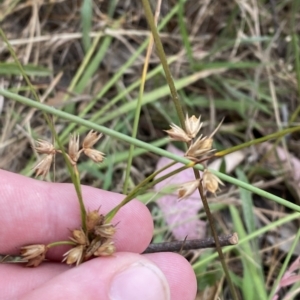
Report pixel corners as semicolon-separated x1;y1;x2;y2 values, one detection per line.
236;168;256;234
59;2;181;142
178;0;194;66
0;63;51;76
2;89;300;214
230;205;267;300
81;0;93;53
268;229;300;300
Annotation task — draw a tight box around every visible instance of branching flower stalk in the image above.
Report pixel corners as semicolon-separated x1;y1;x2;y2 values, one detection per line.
2;124;237;270
105;162;196;223
0;127;233;267
141;1;238;298
20;130;116;267
164;114;238;299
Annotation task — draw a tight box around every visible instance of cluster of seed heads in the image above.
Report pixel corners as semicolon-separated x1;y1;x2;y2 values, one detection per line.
165;115;224;199
21;210;116;267
33;130;105;178
21;116;223;267
20;130;116;267
63;210;116;266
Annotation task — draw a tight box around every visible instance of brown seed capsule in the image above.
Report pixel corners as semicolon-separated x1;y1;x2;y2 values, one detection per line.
20;244;48;260
164;123;191;142
82;130;103;149
94;223;116;238
177;179;201;200
93;240;116;257
62;245;84;266
185;136;214;159
86;210;104;231
33;154;54;179
68;133;80;165
83;148;105;163
70;229;88;245
185;115;202;139
85;238;102;259
202;169;224;194
26;253;46;267
34;139;56;155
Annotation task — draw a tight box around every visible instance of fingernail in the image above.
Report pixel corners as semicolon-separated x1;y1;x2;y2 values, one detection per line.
109;261;170;300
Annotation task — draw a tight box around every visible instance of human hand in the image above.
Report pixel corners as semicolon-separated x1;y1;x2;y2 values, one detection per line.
0;170;197;300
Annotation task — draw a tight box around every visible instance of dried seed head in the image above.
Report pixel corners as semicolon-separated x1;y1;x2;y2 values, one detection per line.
83;148;105;163
185;115;202;138
25;253;46;267
177;179;201;200
33;154;54;179
185;136;214;159
68;133;80;165
94;223;116;238
164;123;191;142
20;244;48;260
70;229;88;245
93;240;116;257
83;130;103;149
34;139;56;155
85;238;102;259
62;245;84;266
202;169;224;194
86;210;104;231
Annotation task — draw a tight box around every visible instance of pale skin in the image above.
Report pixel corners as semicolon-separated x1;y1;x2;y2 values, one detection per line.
0;170;197;299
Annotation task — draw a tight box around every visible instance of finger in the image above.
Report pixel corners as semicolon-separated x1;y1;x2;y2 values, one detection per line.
145;252;197;300
2;253;196;300
0;263;67;300
0;170;153;258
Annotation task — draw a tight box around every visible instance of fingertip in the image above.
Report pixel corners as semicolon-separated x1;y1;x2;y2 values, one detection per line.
20;252;196;300
0;263;67;299
0;170;153;256
22;253;171;300
144;252;197;300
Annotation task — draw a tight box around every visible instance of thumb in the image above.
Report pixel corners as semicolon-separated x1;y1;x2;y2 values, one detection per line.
22;253;170;300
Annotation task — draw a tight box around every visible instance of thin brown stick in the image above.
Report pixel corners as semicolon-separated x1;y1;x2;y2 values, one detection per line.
142;233;238;254
0;233;238;264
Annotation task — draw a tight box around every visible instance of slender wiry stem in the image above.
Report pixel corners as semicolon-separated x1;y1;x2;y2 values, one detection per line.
105;161;194;223
123;0;162;195
2;88;300;214
141;0;185;128
143;233;238;254
197;178;238;298
141;2;238;298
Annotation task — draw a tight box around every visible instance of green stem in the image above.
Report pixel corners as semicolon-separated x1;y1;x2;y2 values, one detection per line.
141;1;237;298
0;30;88;230
123;1;161;195
141;0;185;128
55;144;87;232
73;167;87;232
47;241;76;248
0;29;40;103
2;89;300;213
215;127;300;157
105;161;180;222
197;176;238;299
128;163;195;200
